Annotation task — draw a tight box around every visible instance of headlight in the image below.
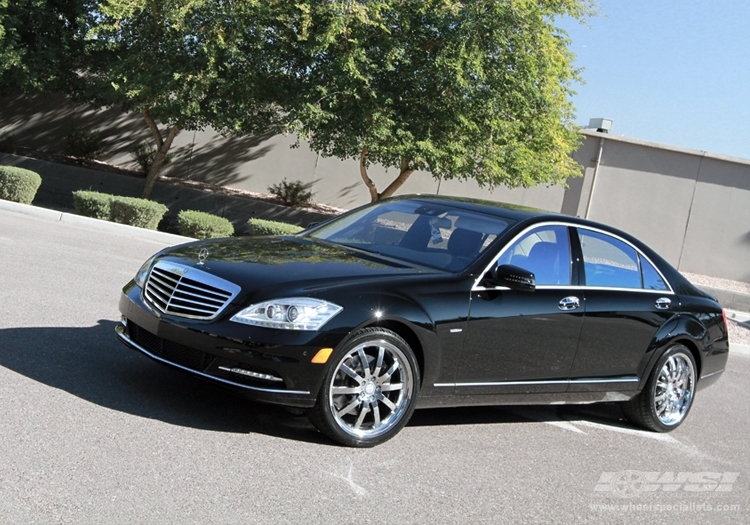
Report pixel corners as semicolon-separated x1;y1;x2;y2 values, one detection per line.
134;256;157;288
230;298;343;331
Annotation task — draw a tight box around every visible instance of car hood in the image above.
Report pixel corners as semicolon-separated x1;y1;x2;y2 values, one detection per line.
156;236;440;297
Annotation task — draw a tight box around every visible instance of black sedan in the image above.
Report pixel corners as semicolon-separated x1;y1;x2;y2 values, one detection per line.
117;195;728;447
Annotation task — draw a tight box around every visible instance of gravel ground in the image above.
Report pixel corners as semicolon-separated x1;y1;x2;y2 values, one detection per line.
728;319;750;346
682;272;750;347
682;271;750;295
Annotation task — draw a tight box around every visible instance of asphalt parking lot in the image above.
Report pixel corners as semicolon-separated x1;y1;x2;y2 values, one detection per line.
1;206;748;524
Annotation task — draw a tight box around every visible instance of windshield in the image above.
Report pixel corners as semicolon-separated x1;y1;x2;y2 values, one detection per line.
303;199;514;272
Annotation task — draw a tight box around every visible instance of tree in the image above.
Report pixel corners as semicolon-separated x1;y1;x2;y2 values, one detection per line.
81;0;285;198
0;0;92;95
279;0;592;201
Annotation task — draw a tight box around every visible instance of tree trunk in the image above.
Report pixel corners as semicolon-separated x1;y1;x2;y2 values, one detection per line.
140;109;180;199
379;157;414;200
359;148;415;202
359;146;380;202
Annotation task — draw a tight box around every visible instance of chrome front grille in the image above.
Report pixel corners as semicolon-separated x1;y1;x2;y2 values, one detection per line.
144;261;240;320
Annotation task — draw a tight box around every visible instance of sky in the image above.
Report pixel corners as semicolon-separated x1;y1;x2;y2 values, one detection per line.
556;0;750;160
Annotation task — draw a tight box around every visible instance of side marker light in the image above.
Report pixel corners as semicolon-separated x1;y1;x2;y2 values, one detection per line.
312;348;334;364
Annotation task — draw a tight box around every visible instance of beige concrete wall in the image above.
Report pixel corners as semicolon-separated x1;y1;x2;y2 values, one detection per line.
679;156;750;282
570;131;750;282
0;93;566;212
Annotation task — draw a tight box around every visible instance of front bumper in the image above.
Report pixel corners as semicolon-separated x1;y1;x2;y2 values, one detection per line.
117;282;348;408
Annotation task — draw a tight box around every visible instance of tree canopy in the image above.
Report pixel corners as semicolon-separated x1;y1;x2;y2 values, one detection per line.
80;0;292;197
0;0;92;94
2;0;594;201
278;0;590;200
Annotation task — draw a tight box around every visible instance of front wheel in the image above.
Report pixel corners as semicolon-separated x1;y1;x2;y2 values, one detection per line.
308;328;420;447
623;344;697;432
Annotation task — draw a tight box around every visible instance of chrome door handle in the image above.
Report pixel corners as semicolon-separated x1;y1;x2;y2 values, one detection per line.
558;296;580;311
655;297;672;310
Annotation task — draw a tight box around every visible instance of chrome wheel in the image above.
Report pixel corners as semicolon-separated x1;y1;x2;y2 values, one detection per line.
309;328;419;447
653;352;695;426
622;344;697;432
330;338;414;439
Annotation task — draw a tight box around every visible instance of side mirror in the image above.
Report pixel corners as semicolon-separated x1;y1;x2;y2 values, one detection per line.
487;264;536;292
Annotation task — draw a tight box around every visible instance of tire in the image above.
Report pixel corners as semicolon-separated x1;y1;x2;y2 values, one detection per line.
623;344;697;432
308;328;420;447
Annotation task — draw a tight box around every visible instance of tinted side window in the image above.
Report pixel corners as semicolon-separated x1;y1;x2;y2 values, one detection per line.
641;255;669;291
499;225;572;285
578;229;640;289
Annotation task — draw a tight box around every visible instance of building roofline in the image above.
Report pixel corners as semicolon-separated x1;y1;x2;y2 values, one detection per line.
580;128;750;167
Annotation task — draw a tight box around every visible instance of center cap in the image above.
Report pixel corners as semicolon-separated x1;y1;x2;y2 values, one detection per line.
364;382;376;395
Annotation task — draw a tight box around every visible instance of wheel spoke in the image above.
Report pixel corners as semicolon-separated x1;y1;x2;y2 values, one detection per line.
372;403;382;428
373;347;385;378
667;356;677;381
379;382;403;393
353;403;369;429
332;386;363;395
357;348;371;378
378;393;397;411
341;364;364;384
378;361;400;384
337;398;361;418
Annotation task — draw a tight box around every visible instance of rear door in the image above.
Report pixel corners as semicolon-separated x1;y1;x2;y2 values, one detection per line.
568;227;676;392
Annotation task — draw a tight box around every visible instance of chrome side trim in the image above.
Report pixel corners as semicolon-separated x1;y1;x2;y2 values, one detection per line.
434;376;640;388
700;369;724;380
218;365;284;383
115;325;310;396
473;284;675;294
569;377;640;384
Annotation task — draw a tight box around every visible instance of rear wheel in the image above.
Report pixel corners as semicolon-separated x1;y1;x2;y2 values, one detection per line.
308;328;419;447
623;344;696;432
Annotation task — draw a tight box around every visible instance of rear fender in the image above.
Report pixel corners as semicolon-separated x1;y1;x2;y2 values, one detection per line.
637;314;707;383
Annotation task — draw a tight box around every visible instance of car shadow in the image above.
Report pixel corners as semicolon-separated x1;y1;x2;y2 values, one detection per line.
409;402;631;431
0;320;330;446
0;321;645;445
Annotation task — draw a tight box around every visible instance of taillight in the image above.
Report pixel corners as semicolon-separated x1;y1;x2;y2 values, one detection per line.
722;308;728;330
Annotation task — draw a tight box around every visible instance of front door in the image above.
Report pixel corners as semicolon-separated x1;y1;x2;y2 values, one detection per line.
455;225;584;395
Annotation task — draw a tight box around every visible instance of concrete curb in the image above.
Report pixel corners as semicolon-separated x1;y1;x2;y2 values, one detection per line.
0;199;194;245
730;343;750;356
697;286;750;314
726;310;750;323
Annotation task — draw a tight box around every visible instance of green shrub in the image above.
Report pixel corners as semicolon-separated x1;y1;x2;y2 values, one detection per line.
0;166;42;204
178;210;234;239
61;127;104;159
247;218;303;236
268;178;314;207
110;196;168;230
131;141;171;175
72;190;113;220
